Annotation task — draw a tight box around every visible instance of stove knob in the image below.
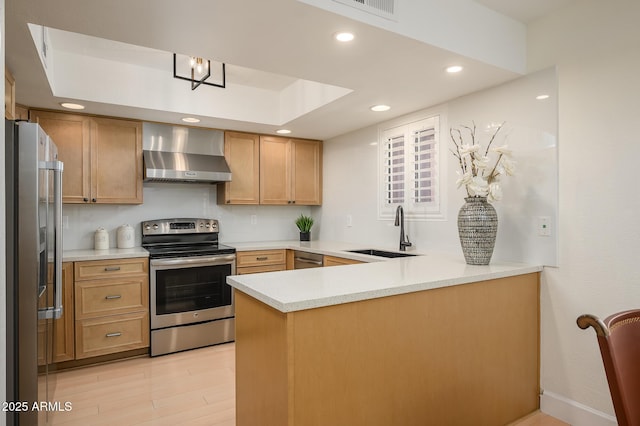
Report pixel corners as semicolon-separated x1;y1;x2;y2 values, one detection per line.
205;223;210;228
152;224;159;230
200;223;204;228
145;224;151;230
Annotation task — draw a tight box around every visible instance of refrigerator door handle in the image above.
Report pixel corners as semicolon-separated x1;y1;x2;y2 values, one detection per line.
38;160;64;320
52;160;64;319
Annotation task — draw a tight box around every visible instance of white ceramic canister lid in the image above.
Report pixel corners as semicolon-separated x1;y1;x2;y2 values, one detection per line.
117;224;135;249
94;227;109;250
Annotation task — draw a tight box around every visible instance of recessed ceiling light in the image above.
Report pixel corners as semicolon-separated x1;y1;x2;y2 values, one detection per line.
536;94;550;100
446;65;464;74
181;117;200;123
370;105;391;112
60;102;85;110
335;32;355;42
276;129;291;134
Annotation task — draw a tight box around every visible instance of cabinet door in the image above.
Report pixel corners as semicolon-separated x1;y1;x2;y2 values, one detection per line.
39;262;74;365
292;139;322;205
55;263;75;362
5;67;15;120
91;117;143;204
219;132;260;204
14;104;29;121
30;110;91;203
260;136;291;204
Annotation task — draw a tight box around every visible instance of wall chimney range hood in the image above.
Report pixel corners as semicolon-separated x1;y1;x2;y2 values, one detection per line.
143;122;231;184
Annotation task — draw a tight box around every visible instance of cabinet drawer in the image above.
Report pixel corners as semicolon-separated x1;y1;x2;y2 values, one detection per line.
323;256;364;267
75;278;148;320
236;250;286;268
75;258;148;281
237;264;286;275
75;311;149;359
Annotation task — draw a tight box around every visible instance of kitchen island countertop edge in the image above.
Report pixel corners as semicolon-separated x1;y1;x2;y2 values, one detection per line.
226;240;542;313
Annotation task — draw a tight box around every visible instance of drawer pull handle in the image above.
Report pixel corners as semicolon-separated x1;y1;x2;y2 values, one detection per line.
105;295;122;300
256;256;268;261
104;266;121;272
105;332;122;338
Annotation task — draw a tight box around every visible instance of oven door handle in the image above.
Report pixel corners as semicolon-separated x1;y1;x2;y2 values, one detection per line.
150;254;236;267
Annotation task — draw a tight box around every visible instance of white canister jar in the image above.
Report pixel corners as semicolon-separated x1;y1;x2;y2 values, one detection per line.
94;228;109;250
116;224;135;249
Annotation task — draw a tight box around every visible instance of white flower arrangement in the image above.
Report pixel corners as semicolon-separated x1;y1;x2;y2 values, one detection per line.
450;122;515;202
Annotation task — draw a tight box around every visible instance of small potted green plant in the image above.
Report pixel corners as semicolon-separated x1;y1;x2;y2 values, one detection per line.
295;214;314;241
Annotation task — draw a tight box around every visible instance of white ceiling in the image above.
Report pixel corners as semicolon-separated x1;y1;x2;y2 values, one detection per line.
474;0;575;23
5;0;573;140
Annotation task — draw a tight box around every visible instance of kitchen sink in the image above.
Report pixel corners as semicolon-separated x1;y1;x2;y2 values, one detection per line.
345;249;418;258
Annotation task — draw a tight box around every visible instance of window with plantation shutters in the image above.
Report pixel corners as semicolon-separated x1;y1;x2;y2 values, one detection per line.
378;115;443;220
382;134;405;204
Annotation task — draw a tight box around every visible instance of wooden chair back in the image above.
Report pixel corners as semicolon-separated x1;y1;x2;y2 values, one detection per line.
577;309;640;426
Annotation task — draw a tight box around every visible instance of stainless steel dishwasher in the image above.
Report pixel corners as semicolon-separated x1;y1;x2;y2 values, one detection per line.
293;250;324;269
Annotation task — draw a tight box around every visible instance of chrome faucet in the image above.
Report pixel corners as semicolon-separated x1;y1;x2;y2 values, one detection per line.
394;205;412;251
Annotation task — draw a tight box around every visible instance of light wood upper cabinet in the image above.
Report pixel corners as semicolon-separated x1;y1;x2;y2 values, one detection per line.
292;139;322;205
218;131;260;205
260;136;291;205
260;136;322;205
30;110;92;203
5;67;16;120
14;104;29;121
30;110;142;204
90;117;143;204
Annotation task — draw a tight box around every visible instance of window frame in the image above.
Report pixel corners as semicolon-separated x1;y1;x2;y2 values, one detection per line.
377;114;446;221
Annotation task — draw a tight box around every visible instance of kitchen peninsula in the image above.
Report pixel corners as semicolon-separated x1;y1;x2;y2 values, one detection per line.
227;246;542;426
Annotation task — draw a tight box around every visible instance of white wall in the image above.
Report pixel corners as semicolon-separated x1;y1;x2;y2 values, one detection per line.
528;1;640;424
62;183;313;250
318;67;558;266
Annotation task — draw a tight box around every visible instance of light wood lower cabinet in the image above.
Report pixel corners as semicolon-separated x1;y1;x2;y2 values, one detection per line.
236;250;287;275
235;273;540;426
38;262;74;366
74;258;149;359
75;278;148;319
75;312;149;359
323;255;364;267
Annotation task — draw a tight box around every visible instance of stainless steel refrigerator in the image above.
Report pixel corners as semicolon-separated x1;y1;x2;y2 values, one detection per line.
5;120;64;425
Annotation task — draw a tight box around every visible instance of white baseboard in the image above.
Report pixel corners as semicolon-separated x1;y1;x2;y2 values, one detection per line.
540;390;618;426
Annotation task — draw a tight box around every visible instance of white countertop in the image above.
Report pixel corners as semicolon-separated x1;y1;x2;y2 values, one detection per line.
63;247;149;262
226;240;542;313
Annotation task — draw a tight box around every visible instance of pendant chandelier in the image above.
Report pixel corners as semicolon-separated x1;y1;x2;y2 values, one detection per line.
173;53;226;90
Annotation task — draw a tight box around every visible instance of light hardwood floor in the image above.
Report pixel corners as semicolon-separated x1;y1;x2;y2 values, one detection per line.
49;343;568;425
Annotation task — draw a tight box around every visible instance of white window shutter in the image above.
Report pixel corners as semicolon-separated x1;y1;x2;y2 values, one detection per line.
378;115;442;220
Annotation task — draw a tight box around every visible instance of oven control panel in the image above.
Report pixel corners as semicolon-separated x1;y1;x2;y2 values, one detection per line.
142;218;219;235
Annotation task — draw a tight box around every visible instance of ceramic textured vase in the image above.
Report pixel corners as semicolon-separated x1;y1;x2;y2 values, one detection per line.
457;196;498;265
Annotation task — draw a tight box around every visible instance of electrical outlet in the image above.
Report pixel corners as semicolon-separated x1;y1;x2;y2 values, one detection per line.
537;216;551;236
63;216;69;229
250;215;257;225
346;215;353;227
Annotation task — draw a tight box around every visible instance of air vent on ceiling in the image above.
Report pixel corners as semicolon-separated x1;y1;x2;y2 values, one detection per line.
333;0;397;20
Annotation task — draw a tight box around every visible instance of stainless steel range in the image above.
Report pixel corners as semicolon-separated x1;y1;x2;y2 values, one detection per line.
142;218;236;356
